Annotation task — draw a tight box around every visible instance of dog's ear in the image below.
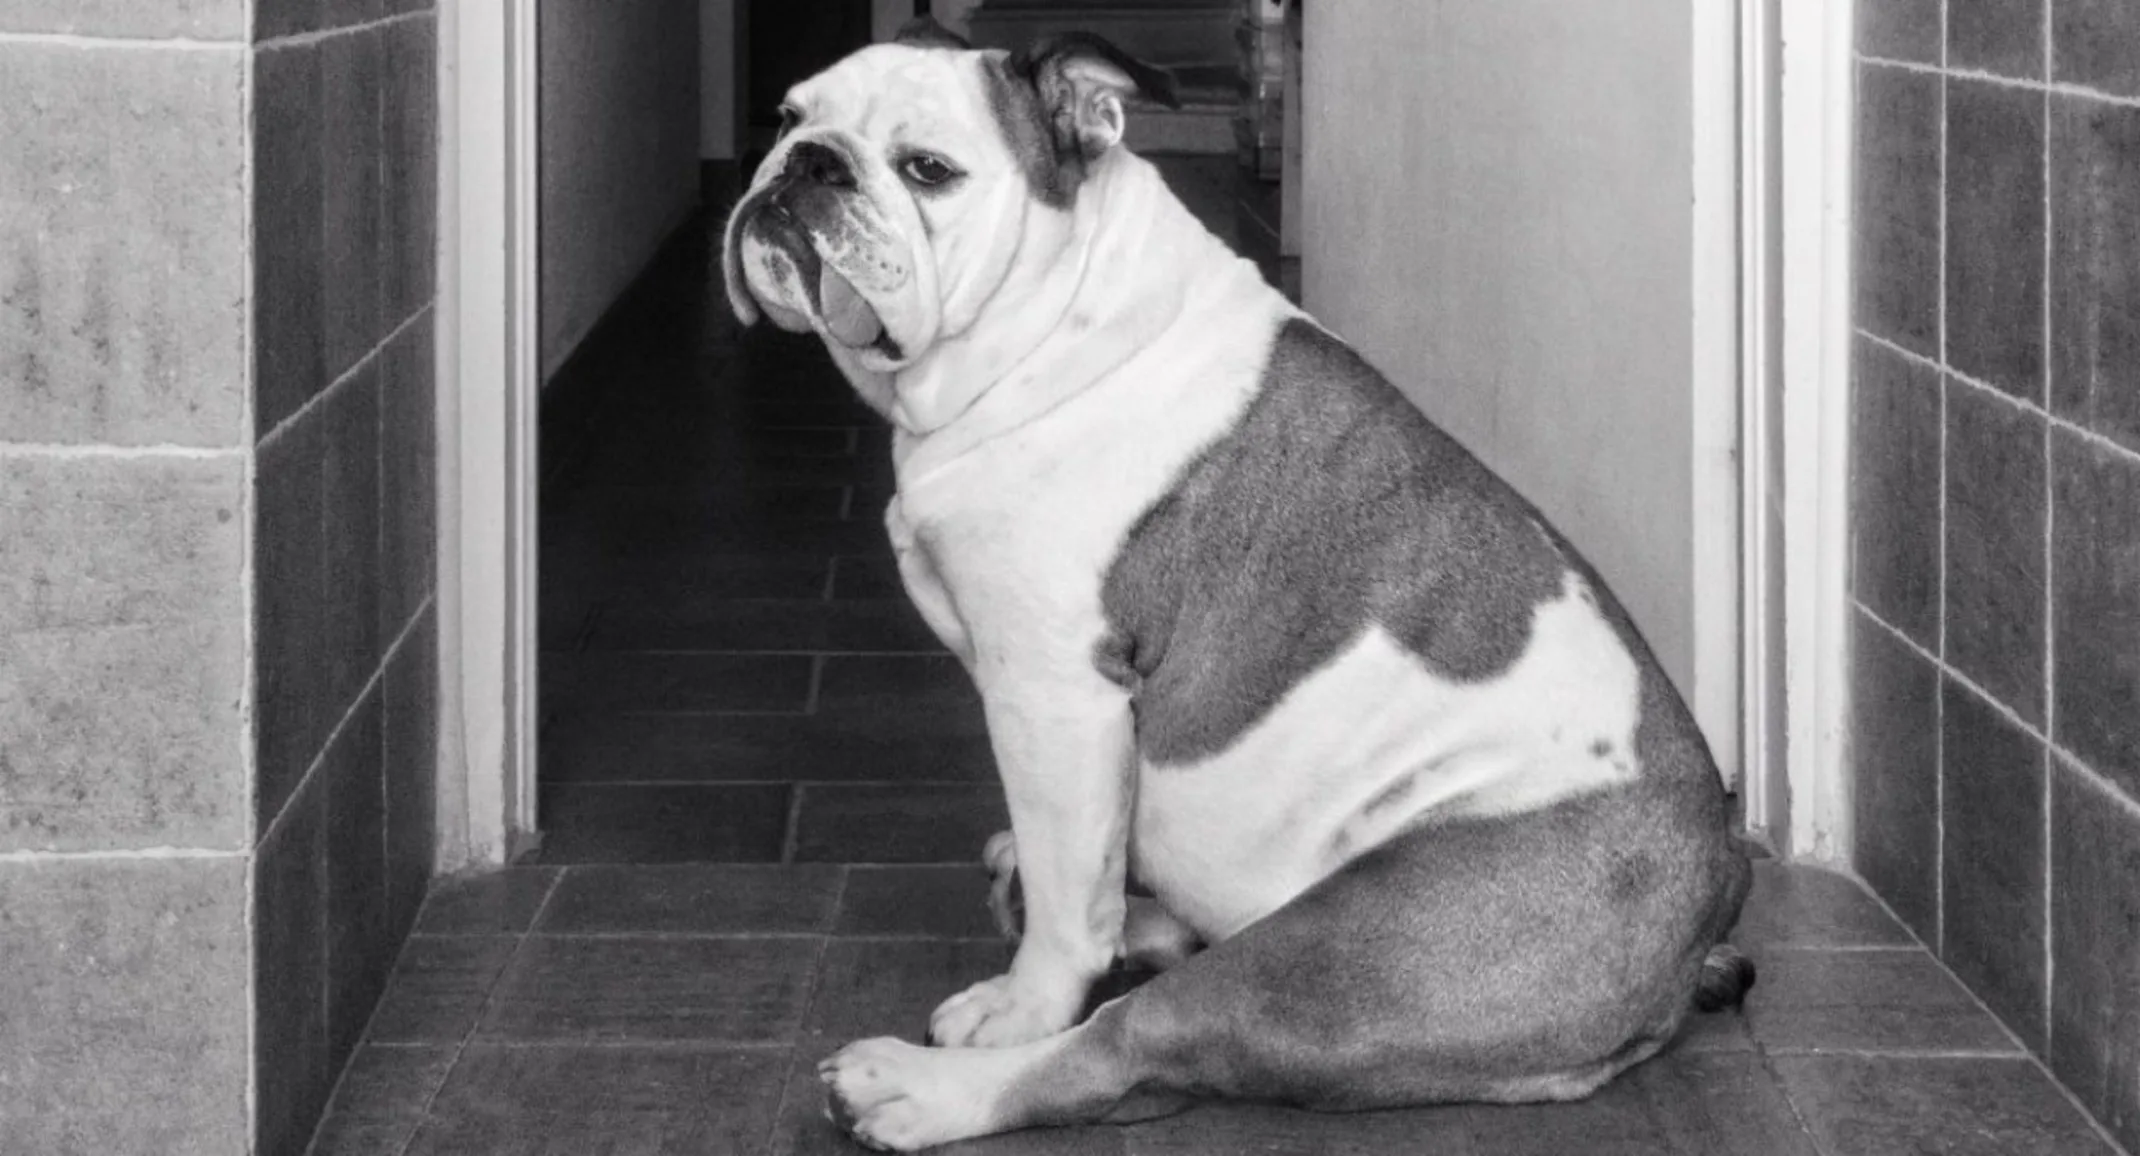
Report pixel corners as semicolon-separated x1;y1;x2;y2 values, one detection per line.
893;15;972;50
1008;32;1181;160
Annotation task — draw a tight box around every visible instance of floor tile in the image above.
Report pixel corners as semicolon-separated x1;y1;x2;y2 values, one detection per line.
366;936;520;1044
828;556;904;600
1124;1101;1470;1156
541;652;816;715
1619;1050;1823;1155
413;868;560;935
791;784;1010;865
323;1044;456;1120
585;597;943;653
575;556;834;602
478;935;821;1044
538;864;844;935
1772;1054;2120;1155
835;866;1001;939
307;1114;421;1156
542;713;998;784
536;784;792;864
406;1043;786;1156
1745;947;2022;1054
813;654;985;731
1731;863;1918;953
806;938;1014;1042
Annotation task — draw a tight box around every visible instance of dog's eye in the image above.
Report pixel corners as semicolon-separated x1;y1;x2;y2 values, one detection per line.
898;153;961;188
777;105;802;136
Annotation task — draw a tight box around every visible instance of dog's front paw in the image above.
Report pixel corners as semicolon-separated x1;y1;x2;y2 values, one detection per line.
820;1037;998;1152
927;973;1075;1048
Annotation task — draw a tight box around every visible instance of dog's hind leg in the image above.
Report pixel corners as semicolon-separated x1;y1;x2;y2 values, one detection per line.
824;788;1747;1151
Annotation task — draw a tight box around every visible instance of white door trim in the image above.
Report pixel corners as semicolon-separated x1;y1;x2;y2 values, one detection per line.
436;0;542;873
1776;0;1857;862
1739;0;1785;843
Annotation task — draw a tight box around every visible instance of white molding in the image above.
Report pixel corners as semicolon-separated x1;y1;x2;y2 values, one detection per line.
1778;0;1857;862
1738;0;1785;841
1691;0;1744;794
436;0;541;873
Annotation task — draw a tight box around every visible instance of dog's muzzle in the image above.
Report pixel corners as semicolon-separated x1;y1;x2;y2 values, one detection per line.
726;142;894;354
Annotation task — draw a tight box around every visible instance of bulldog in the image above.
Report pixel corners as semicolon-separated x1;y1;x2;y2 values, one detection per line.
721;18;1755;1152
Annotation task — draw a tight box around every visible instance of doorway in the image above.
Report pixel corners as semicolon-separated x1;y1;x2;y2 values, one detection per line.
441;0;1848;871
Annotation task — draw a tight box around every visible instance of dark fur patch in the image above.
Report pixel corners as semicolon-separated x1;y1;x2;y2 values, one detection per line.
1097;320;1569;765
982;51;1076;207
1693;944;1757;1012
980;35;1180;209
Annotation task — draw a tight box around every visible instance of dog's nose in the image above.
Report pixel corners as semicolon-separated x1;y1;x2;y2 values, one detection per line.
784;140;855;189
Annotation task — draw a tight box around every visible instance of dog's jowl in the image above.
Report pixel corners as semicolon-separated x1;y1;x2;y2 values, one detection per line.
721;18;1754;1152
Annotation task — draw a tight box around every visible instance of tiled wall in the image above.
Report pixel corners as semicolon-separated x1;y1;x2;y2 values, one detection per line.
0;1;441;1152
251;0;441;1153
1851;1;2140;1148
0;3;255;1150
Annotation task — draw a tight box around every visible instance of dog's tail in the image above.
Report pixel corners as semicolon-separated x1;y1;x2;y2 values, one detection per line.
1692;944;1757;1013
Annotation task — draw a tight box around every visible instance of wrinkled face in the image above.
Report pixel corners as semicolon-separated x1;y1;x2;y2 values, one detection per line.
721;43;1063;373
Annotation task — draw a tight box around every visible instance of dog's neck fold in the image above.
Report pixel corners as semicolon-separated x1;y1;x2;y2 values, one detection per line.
884;152;1213;445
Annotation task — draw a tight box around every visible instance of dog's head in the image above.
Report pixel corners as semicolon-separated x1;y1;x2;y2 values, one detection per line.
720;19;1179;376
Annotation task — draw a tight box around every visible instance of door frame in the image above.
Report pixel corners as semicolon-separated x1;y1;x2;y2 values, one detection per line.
1769;0;1857;861
435;0;1860;870
1737;0;1857;862
437;0;542;872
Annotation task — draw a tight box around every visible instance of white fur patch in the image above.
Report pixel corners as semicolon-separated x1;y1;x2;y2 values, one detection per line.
1130;571;1645;942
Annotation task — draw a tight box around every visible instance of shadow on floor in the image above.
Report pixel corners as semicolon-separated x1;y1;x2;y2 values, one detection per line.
306;160;2127;1154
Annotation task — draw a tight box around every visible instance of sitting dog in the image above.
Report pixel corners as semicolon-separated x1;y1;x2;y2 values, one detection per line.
721;19;1754;1152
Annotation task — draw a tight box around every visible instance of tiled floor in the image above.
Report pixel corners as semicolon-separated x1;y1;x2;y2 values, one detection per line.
306;160;2129;1153
307;861;2125;1155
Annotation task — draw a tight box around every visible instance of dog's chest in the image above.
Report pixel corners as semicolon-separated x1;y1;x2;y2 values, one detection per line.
891;304;1293;655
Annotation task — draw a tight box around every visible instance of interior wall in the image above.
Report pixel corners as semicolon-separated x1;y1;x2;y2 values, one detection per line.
1298;1;1699;707
701;0;739;159
541;0;700;381
1850;2;2140;1148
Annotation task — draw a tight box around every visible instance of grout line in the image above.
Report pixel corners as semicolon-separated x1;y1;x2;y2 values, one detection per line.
2039;0;2060;1067
761;931;839;1153
395;868;568;1148
0;846;246;863
555;648;948;659
1859;329;2140;466
515;930;1004;943
0;443;243;459
781;785;807;865
255;592;438;851
259;304;433;454
254;7;432;52
1934;0;1950;956
1857;53;2140;109
804;654;827;715
1761;1046;2033;1059
1816;852;2139;1156
1856;602;2140;824
0;29;244;49
545;780;988;790
414;1038;794;1051
240;0;261;1133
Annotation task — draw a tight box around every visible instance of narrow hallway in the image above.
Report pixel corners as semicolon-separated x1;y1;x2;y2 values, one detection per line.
302;162;2125;1155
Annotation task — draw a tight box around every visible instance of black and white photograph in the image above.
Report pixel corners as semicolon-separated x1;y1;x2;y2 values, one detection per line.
3;1;2137;1153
